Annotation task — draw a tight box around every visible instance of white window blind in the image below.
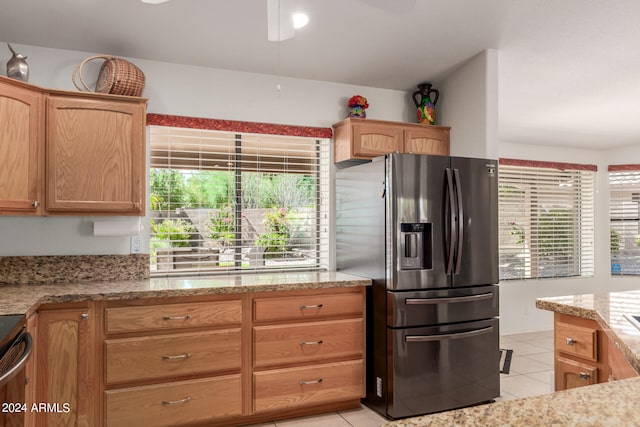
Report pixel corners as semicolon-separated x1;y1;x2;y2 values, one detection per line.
149;125;330;275
609;165;640;276
498;159;595;280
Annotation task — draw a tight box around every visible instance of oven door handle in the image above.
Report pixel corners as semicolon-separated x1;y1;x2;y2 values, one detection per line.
405;292;494;305
0;332;33;387
405;326;493;342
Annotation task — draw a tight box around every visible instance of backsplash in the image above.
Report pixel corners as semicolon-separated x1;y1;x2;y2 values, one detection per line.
0;254;150;285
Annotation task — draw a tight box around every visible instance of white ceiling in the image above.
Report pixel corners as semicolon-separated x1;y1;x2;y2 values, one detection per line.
1;0;639;150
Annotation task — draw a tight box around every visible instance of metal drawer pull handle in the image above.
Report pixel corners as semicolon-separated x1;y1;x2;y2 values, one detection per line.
161;396;191;405
406;326;493;342
299;378;323;385
300;340;324;346
579;372;590;380
299;304;323;309
162;315;192;320
566;338;577;346
162;353;191;360
405;293;494;305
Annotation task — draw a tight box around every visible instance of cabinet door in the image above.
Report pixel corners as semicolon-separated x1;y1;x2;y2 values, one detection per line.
36;308;95;427
403;126;450;156
46;95;145;215
352;122;402;159
555;357;598;391
0;80;43;214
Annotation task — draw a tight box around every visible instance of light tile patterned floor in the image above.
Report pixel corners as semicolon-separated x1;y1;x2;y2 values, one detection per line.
248;330;555;427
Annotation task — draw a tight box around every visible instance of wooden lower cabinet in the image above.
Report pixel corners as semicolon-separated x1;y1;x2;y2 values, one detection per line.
251;287;366;419
35;306;96;427
553;312;639;391
27;288;365;426
105;375;242;427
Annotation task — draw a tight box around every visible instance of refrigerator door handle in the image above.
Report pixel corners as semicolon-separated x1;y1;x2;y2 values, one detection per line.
405;326;493;342
445;168;456;274
453;168;464;274
405;292;494;305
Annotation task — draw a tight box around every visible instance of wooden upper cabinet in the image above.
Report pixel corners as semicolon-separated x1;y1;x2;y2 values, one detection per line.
0;78;43;214
46;95;146;215
404;126;450;156
350;121;403;159
333;117;450;163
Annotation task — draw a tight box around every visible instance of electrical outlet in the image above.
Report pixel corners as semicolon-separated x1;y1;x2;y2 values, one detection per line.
130;236;142;254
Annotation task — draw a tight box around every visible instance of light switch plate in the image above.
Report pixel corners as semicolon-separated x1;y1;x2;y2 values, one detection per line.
130;236;142;254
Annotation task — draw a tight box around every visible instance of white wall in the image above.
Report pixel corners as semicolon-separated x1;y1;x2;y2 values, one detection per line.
0;42;412;256
438;49;499;159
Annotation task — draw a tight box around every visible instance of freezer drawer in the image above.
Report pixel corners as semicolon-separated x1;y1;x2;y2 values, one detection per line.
386;318;499;419
388;285;498;328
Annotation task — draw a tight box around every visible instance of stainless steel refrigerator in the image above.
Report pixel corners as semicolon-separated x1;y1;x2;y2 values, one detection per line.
336;153;499;419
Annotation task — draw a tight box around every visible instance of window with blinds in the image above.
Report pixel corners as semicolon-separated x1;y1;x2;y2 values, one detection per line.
609;165;640;276
498;159;596;281
149;125;330;275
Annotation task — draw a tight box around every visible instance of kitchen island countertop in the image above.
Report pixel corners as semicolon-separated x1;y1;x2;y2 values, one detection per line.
0;271;370;316
383;376;640;426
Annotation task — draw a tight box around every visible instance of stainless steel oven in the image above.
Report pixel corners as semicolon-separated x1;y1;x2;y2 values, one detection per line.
0;315;32;387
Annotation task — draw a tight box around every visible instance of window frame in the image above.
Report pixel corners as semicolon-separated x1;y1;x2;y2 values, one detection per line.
498;158;596;281
609;164;640;276
146;114;332;276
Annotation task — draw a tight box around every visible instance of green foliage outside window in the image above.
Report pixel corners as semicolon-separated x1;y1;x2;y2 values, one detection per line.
207;204;236;246
151;219;194;248
536;209;574;258
255;208;292;258
150;169;188;211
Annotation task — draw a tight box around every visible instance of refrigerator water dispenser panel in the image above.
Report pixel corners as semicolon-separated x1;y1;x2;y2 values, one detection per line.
400;223;432;270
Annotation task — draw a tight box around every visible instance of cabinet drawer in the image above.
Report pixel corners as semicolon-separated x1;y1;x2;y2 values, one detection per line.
105;374;241;427
254;360;364;412
105;300;242;334
254;292;363;323
254;318;363;367
105;329;241;384
555;357;598;391
556;321;597;361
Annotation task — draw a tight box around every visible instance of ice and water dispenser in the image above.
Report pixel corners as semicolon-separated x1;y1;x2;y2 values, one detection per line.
400;223;432;270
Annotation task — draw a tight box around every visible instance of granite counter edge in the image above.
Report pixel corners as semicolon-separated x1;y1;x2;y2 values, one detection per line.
2;277;372;317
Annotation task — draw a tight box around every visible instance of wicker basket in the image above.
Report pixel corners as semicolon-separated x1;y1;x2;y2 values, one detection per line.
72;55;145;97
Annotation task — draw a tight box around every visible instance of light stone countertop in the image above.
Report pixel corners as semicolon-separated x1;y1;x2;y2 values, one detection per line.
384;289;640;427
383;376;640;427
0;271;371;316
